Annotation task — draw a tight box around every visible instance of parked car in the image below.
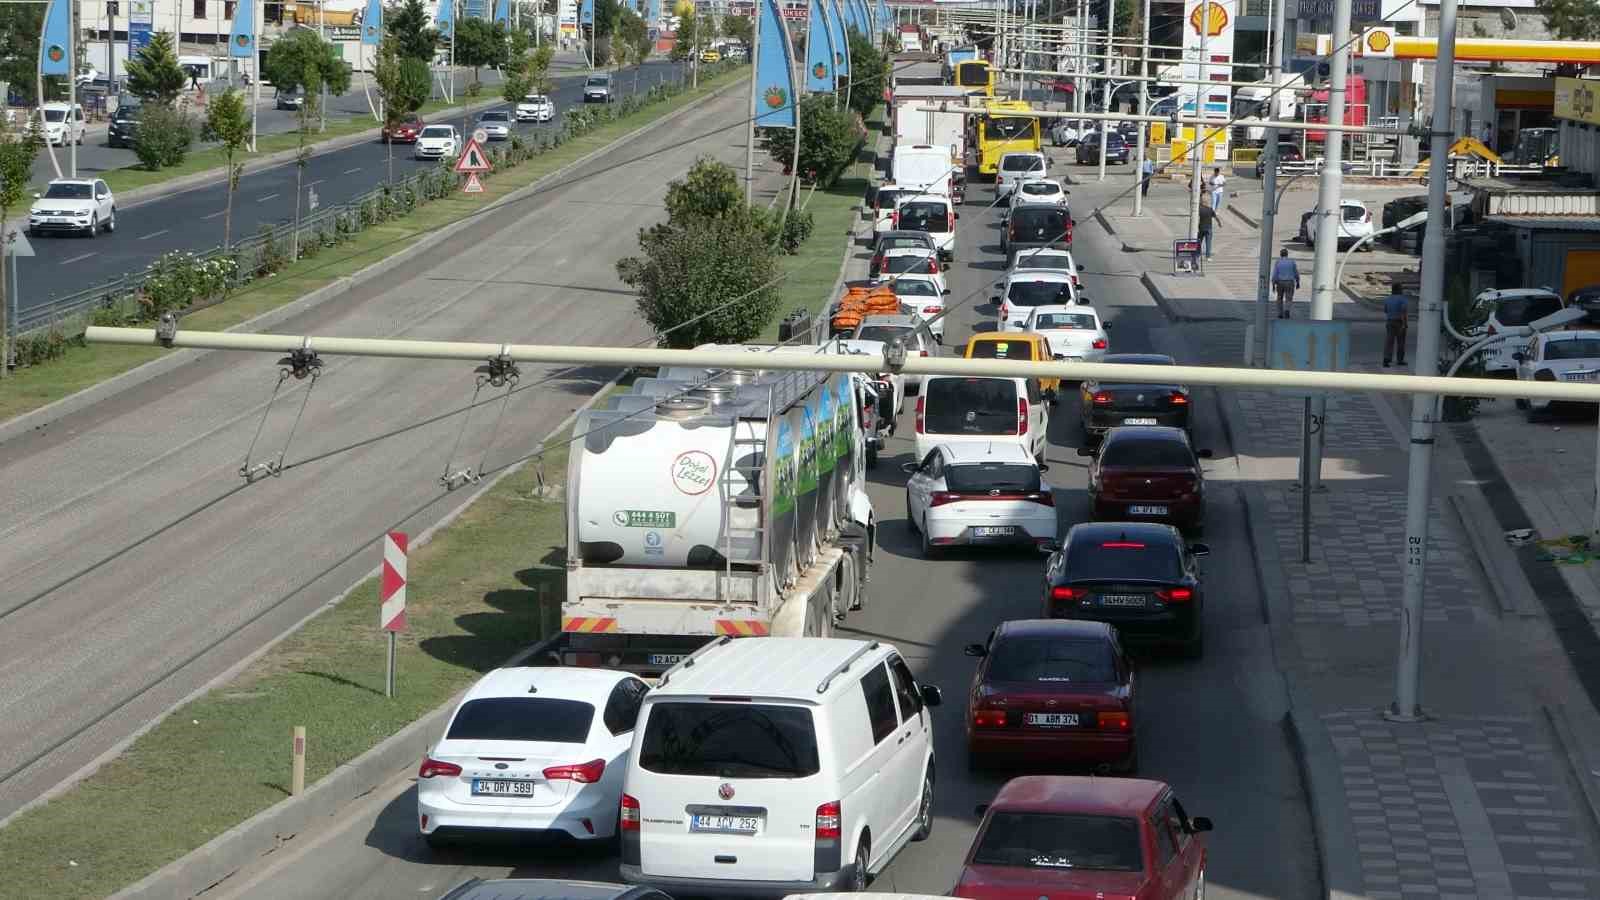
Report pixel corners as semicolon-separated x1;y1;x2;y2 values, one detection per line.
28;177;115;236
1078;353;1190;439
965;331;1061;399
619;637;942;895
892;275;949;343
1023;304;1111;364
516;94;556;122
476;109;512;141
1075;131;1131;165
414;124;460;160
1472;287;1567;375
964;620;1135;772
1079;426;1212;535
869;229;940;277
904;442;1056;556
953;776;1212;900
1043;521;1209;657
436;880;673;900
1002;205;1073;257
39;102;85;146
1255;142;1305;177
381;112;424;143
915;374;1049;463
106;101;141;148
894;193;958;260
274;88;304;110
583;73;615;103
994;270;1082;333
1298;199;1375;249
417;667;650;846
997;151;1048;199
1514;329;1600;419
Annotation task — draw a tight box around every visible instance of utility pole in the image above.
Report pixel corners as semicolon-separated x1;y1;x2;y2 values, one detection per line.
1096;0;1113;181
1253;0;1288;366
69;0;77;177
744;0;759;204
1185;0;1207;242
1131;0;1149;214
1390;0;1458;723
1307;0;1353;489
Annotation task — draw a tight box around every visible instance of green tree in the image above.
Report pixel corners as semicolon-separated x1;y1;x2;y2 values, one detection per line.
0;6;46;101
1537;0;1600;38
762;96;863;186
0;115;40;379
528;43;556;94
125;31;188;106
669;10;700;61
617;212;782;348
621;8;653;68
375;40;431;120
663;156;745;222
131;102;193;170
386;0;439;60
721;14;752;46
262;27;353;99
203;88;252;250
454;18;508;86
845;28;887;118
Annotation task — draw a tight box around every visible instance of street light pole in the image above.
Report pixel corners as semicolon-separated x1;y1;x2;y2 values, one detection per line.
1389;0;1459;724
1306;0;1354;487
1185;0;1207;242
1253;0;1288;366
1131;0;1150;215
744;0;759;204
1096;0;1113;182
319;0;327;133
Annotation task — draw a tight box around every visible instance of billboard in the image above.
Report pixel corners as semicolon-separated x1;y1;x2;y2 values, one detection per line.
1179;0;1235;120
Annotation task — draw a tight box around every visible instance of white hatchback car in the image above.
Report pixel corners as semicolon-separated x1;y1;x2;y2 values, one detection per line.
515;94;555;122
875;246;944;283
414;124;460;160
28;177;116;236
417;667;650;846
1008;246;1081;288
1022;304;1110;362
903;441;1056;556
1009;179;1069;212
1300;199;1376;249
997;151;1048;200
1515;329;1600;418
1474;288;1567;375
894;193;958;261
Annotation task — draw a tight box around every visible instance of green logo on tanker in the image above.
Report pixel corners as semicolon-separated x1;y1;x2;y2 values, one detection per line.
836;376;855;459
816;387;837;475
774;421;796;514
798;411;819;495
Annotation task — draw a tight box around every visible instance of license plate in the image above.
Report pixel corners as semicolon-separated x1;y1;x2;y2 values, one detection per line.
1128;505;1168;515
972;526;1018;537
1100;594;1146;607
1564;372;1600;383
690;814;762;835
1123;417;1158;425
1025;713;1080;726
471;779;536;797
649;653;685;665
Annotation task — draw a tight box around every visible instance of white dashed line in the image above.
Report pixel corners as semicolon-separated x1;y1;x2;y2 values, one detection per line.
343;166;362;175
201;210;224;220
138;229;170;240
257;193;279;202
59;251;96;265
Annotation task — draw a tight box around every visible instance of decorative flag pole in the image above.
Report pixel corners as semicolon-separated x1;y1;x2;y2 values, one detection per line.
228;0;259;151
37;0;70;180
745;0;761;204
362;0;384;122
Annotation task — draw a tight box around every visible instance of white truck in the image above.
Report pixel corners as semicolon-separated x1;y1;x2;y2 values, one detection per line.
892;84;974;203
551;345;879;674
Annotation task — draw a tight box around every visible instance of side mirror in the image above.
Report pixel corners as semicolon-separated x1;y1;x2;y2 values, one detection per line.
963;642;988;657
31;192;39;199
974;803;991;818
943;288;952;295
1189;816;1214;833
1078;295;1092;305
1103;321;1114;329
919;684;944;706
901;461;920;474
1189;542;1212;557
1076;446;1095;457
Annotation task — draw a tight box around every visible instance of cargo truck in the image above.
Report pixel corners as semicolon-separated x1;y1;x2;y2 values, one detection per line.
551;347;879;675
891;85;973;202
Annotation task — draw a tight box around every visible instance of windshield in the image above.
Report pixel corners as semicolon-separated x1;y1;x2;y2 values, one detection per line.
1011;208;1069;240
880;236;933;252
985;116;1036;140
1034;312;1096;329
973;813;1144;872
945;462;1041;493
1065;537;1182;580
420;126;452;138
987;637;1115;683
43;109;65;122
856;325;913;344
896;280;940;297
1102;436;1194;468
923;378;1020;435
883;254;933;274
1341;205;1366;221
43;183;92;200
480;112;509;122
1494;295;1563;326
876;189;913;211
586;76;609;86
957;63;990;86
1546;339;1600;360
638;702;820;778
446;698;594;742
1001;154;1044;172
1008;280;1074;307
968;338;1037;360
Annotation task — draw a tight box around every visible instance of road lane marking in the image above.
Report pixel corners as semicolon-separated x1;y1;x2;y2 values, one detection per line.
257;193;279;202
343;166;362;175
138;229;170;240
59;251;96;265
201;211;224;220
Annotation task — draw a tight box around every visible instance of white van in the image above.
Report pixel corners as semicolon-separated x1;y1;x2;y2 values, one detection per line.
891;144;955;201
997;151;1048;200
620;636;942;897
915;375;1050;463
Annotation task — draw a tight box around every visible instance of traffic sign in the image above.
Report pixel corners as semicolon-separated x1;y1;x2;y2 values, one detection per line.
454;138;492;174
472;127;488;145
462;173;484;193
2;221;35;258
380;531;407;632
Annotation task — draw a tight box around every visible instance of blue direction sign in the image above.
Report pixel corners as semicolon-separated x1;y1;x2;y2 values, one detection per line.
1269;319;1351;398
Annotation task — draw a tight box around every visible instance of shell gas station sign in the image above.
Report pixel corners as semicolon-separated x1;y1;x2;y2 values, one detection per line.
1179;0;1234;122
1555;77;1600;127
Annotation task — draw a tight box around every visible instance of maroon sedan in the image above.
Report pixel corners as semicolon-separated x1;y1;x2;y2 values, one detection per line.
382;113;424;143
955;776;1213;900
1080;425;1211;533
964;619;1137;774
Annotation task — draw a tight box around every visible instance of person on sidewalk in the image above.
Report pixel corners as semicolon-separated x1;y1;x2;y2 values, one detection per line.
1141;156;1155;197
1209;167;1226;210
1197;203;1218;259
1271;248;1300;318
1383;283;1410;367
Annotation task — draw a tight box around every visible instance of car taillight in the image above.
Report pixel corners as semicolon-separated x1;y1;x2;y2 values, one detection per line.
1050;585;1086;603
1092;337;1107;350
1018;397;1028;435
418;758;462;779
1092;391;1112;405
972;709;1009;728
815;801;842;840
1026;491;1054;506
620;794;640;831
927;258;939;273
1169;391;1189;405
543;759;606;783
1097;711;1132;731
924;305;943;315
947;213;956;231
915;395;925;433
930;490;962;507
1157;587;1194;603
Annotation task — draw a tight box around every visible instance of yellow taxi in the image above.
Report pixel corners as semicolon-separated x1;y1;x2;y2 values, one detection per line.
701;49;722;63
964;331;1060;400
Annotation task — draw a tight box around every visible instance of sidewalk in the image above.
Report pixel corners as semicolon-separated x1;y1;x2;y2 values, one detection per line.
1070;167;1600;899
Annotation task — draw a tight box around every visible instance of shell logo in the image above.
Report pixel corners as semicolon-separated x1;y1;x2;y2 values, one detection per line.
1187;1;1228;38
1366;29;1392;53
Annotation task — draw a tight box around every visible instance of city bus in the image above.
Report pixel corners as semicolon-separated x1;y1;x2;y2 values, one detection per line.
952;59;995;97
970;99;1041;176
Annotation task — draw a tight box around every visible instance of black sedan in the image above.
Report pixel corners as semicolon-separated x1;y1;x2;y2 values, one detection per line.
1042;521;1209;658
1078;353;1192;439
1075;132;1131;165
869;230;940;278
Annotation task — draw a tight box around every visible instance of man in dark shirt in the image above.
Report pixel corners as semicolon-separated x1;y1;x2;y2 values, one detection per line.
1197;203;1218;259
1383;283;1409;367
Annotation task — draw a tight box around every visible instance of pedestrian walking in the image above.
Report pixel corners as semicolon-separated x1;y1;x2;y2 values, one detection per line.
1197;203;1218;259
1209;167;1226;210
1141;156;1155;197
1383;283;1410;367
1271;248;1300;318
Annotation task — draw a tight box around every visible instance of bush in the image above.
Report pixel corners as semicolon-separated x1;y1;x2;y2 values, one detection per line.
779;208;814;254
617;207;782;348
139;250;238;317
13;323;77;367
255;224;289;276
761;96;865;187
132;103;194;170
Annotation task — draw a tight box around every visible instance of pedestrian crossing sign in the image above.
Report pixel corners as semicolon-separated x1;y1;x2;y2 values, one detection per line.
454;138;492;174
462;173;484;193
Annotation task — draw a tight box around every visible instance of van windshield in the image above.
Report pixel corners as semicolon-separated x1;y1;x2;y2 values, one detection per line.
638;702;820;778
923;378;1020;435
1001;154;1044;172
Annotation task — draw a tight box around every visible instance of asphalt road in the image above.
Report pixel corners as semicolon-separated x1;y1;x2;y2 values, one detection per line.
17;57;689;316
0;78;764;823
204;166;1322;900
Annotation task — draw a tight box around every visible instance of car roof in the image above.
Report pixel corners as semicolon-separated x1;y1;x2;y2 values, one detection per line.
651;637;895;701
1028;304;1096;318
438;878;660;900
1103;425;1192;445
999;150;1044;159
462;666;633;704
990;775;1169;816
1006;270;1073;283
995;618;1114;641
969;330;1043;343
1102;353;1174;365
47;178;95;185
937;441;1034;463
1480;287;1561;302
1066;520;1183;547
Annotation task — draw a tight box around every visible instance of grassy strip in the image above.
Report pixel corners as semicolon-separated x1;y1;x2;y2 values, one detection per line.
759;107;883;342
0;67;747;425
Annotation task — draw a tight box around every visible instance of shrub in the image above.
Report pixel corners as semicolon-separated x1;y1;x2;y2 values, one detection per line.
139;250;238;317
779;208;814;254
618;207;782;349
132;102;194;170
256;224;289;276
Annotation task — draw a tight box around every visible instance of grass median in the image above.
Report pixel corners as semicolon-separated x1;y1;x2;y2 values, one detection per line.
0;66;747;425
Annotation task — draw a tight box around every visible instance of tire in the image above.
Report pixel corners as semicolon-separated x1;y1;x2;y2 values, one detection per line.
104;209;115;233
912;771;934;841
849;837;870;891
86;214;97;238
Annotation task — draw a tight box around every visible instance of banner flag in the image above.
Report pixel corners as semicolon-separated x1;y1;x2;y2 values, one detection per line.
229;0;259;56
362;0;383;45
804;0;835;93
754;0;797;127
436;0;454;37
40;0;70;75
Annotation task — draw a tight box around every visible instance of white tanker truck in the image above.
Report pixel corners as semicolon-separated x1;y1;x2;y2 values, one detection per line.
548;343;880;674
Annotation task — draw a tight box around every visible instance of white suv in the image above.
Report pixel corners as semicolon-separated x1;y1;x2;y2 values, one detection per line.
620;636;942;896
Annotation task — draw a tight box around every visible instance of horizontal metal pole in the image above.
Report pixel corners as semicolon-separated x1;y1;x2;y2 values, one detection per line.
916;103;1398;136
84;327;1600;404
986;64;1317;91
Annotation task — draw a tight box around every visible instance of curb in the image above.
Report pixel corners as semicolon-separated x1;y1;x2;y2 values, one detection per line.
1449;490;1539;619
1228;204;1261;229
1545;703;1600;845
0;74;748;450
